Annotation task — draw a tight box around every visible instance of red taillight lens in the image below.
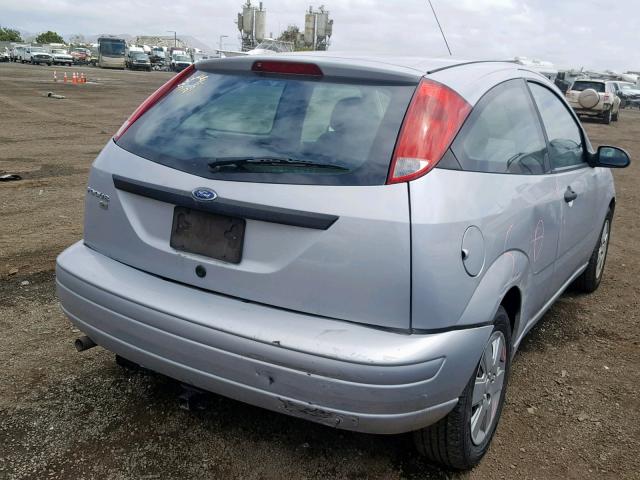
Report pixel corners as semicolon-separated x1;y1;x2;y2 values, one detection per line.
387;79;471;184
113;64;196;140
252;60;323;77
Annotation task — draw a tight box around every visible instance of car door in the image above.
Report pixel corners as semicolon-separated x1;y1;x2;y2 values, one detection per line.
528;82;598;290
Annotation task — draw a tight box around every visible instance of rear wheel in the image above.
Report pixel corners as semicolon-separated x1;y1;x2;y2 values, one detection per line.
612;107;619;122
603;108;612;124
414;307;511;470
574;209;612;293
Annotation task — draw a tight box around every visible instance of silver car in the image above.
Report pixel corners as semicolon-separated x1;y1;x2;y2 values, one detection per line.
56;55;630;469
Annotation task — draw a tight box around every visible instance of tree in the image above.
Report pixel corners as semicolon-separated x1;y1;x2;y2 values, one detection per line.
35;31;64;44
0;27;22;42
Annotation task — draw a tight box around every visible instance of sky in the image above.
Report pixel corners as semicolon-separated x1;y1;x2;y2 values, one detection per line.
2;0;638;71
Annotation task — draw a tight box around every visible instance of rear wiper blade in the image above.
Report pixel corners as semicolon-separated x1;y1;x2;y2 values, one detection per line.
207;156;348;171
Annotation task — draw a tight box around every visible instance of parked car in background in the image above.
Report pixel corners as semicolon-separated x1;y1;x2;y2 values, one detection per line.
24;46;53;65
566;79;620;124
170;53;192;72
150;46;166;66
57;55;630;470
610;81;640;109
70;47;91;65
51;48;73;66
126;51;151;71
0;48;10;62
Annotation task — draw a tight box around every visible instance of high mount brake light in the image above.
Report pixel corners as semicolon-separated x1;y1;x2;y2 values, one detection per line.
252;60;323;77
113;64;196;140
387;79;471;184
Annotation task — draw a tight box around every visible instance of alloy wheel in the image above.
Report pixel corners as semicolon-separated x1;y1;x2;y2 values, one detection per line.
470;330;507;446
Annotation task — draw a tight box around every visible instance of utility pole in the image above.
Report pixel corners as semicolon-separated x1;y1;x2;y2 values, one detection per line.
167;30;177;48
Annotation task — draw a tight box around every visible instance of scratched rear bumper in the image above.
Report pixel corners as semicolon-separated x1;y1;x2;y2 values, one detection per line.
56;242;492;434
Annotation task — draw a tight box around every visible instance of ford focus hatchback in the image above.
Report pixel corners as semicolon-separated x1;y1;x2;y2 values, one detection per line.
56;55;630;469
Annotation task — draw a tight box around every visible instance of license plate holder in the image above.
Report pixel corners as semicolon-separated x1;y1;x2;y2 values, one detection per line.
170;207;245;264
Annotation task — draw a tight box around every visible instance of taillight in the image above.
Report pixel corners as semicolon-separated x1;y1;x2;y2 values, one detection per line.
603;93;610;101
252;60;323;77
113;64;196;140
387;78;471;184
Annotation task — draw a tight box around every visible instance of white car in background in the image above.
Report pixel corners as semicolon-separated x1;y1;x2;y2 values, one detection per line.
565;79;621;124
23;46;53;66
51;48;73;66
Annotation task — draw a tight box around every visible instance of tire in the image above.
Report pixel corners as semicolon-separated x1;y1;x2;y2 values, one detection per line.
574;209;612;293
612;109;619;122
603;109;612;124
414;307;512;470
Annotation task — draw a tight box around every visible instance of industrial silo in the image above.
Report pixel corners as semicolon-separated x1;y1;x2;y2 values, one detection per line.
315;10;328;37
255;3;266;42
304;9;316;45
242;3;254;34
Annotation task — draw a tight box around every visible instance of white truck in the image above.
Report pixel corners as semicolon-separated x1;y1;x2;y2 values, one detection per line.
23;46;53;65
50;48;73;66
167;49;192;72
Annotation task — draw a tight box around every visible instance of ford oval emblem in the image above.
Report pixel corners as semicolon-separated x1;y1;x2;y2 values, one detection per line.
192;188;218;201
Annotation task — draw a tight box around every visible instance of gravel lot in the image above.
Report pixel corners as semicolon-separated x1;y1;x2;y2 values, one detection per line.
1;62;638;479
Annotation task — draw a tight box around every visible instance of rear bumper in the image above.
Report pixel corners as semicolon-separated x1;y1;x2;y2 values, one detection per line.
56;242;492;434
568;104;611;116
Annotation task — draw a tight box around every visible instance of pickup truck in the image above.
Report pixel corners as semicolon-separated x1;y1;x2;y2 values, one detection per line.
24;46;53;65
50;48;73;66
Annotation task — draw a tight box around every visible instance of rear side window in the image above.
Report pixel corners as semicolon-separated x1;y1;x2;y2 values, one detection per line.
528;83;585;169
571;81;605;93
451;79;547;175
116;70;415;186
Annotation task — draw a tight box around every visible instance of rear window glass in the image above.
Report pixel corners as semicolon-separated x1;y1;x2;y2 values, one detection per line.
115;70;415;185
571;81;605;93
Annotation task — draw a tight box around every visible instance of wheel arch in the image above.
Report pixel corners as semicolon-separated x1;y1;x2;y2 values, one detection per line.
455;250;529;331
500;286;521;338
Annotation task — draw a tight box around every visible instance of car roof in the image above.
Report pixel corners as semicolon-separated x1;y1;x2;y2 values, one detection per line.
278;51;519;75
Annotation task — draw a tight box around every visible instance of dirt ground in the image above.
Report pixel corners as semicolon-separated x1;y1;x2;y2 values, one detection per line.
0;62;638;480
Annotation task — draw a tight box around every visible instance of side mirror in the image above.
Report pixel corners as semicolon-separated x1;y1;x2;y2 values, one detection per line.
593;146;631;168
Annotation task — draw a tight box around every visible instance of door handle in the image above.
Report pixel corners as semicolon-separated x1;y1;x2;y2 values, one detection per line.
564;186;578;203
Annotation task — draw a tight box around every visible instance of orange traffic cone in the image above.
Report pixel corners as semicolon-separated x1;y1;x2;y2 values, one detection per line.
63;72;68;83
81;73;86;84
53;71;57;82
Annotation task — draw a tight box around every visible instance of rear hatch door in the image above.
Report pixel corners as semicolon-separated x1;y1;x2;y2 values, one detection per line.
85;58;419;329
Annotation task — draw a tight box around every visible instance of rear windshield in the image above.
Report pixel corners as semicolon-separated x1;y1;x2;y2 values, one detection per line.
115;70;415;185
571;81;605;93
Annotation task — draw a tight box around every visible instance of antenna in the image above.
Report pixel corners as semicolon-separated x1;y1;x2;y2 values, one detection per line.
427;0;452;56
